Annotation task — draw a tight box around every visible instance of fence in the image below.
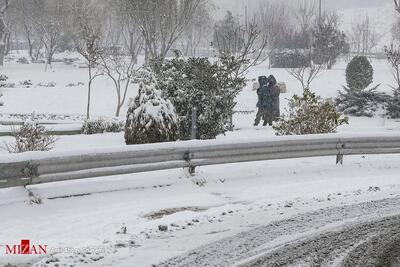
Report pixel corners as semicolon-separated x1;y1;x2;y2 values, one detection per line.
1;134;400;189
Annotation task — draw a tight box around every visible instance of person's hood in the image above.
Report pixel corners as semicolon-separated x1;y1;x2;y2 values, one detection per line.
258;76;268;87
268;75;277;87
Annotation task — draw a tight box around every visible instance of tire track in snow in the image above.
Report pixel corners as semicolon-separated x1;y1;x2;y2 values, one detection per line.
158;196;400;267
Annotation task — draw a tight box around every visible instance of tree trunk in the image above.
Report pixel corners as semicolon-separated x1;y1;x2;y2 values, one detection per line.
87;62;92;119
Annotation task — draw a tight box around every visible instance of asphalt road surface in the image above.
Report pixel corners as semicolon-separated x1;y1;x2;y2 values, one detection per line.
159;196;400;267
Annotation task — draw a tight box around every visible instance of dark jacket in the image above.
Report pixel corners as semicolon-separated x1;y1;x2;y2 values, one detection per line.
256;76;269;109
267;75;280;119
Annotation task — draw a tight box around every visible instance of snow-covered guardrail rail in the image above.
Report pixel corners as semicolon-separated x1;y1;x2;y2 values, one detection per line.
1;134;400;189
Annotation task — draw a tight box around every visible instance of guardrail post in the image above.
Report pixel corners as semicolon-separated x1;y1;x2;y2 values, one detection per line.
184;151;196;176
336;142;345;165
191;107;197;140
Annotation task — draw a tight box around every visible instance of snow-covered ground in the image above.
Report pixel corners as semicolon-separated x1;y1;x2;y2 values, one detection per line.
1;51;400;266
1;56;400;154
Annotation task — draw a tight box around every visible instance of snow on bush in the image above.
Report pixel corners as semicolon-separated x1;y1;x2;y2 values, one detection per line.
336;56;388;117
150;56;245;139
384;45;400;119
4;121;57;153
387;89;400;118
81;118;124;135
274;89;348;136
0;91;3;106
17;57;29;64
125;73;179;145
270;49;310;68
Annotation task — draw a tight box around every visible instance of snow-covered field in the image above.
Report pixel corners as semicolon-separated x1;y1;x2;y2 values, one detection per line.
1;50;400;266
1;55;400;154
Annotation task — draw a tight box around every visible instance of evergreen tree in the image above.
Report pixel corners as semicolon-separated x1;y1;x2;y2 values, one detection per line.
124;72;179;145
151;55;245;140
313;14;349;69
336;56;388;117
345;56;373;90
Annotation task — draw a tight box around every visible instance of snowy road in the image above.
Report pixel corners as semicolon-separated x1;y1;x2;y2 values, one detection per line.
158;197;400;267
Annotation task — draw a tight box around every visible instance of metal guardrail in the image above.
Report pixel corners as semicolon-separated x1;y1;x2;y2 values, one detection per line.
1;134;400;189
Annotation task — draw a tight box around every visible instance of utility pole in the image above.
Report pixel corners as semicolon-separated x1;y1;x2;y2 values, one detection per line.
318;0;322;25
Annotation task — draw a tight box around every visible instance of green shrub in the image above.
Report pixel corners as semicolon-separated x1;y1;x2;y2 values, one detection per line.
270;49;311;68
82;118;124;135
274;89;348;135
149;55;245;140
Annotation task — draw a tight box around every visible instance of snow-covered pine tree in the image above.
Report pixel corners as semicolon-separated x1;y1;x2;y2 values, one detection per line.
124;72;179;145
336;56;388;117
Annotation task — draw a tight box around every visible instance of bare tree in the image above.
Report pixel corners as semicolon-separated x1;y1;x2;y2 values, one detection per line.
15;0;43;61
99;12;139;117
31;0;66;69
72;1;104;119
127;0;203;62
257;0;289;68
395;0;400;13
180;0;213;57
296;0;316;34
115;1;143;64
99;54;138;117
385;44;400;90
288;63;324;90
214;13;268;77
0;0;9;66
348;15;381;55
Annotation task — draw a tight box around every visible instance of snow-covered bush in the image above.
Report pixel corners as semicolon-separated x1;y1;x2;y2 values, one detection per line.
20;80;33;88
387;89;400;118
17;57;29;64
345;56;373;91
336;86;389;117
150;56;245;139
0;92;3;106
0;74;8;81
336;56;387;117
81;118;124;135
270;49;310;68
274;89;348;136
125;73;179;145
384;45;400;118
5;121;57;153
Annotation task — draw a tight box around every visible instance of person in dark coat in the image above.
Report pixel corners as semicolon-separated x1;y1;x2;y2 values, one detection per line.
254;76;269;126
254;75;280;126
267;75;280;123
